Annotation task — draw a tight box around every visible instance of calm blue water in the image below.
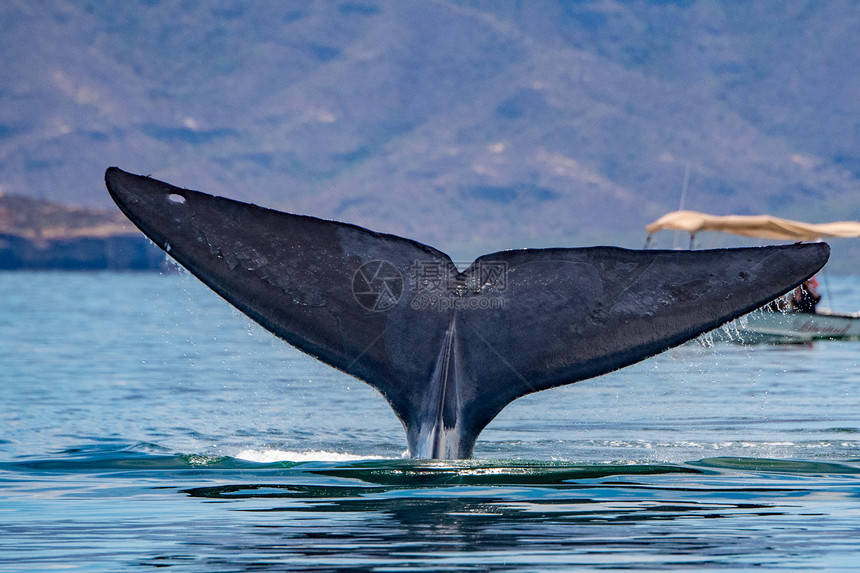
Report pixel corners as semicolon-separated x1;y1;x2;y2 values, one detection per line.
2;270;860;571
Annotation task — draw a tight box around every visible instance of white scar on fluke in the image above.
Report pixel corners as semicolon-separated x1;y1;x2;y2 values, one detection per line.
106;167;829;459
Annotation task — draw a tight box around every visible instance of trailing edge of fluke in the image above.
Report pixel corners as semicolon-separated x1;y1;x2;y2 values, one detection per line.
105;167;829;459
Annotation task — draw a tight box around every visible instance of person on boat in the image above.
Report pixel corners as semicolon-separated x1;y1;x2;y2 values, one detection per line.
791;277;821;313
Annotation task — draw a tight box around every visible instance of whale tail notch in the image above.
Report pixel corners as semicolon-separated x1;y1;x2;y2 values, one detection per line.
105;167;830;459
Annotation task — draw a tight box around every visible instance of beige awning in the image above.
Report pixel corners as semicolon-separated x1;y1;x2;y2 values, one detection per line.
645;210;860;242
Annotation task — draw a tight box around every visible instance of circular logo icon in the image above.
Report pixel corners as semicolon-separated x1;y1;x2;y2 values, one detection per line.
352;260;403;312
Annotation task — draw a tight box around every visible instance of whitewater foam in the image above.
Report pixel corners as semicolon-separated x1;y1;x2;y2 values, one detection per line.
235;449;386;463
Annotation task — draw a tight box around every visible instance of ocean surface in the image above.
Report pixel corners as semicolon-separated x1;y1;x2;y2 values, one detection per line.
2;270;860;571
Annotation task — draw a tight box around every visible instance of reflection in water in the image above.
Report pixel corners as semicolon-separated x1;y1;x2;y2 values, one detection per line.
162;458;858;571
3;450;859;570
173;493;777;569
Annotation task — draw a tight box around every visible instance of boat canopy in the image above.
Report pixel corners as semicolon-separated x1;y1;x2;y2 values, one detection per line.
645;210;860;242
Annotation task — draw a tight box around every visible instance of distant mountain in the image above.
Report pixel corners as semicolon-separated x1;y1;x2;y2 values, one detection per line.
0;193;133;239
2;1;858;270
0;193;163;270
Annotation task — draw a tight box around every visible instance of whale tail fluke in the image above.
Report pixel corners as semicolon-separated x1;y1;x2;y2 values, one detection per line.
106;167;829;459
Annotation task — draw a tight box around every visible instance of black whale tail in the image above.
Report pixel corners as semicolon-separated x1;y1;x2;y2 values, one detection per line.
106;167;830;459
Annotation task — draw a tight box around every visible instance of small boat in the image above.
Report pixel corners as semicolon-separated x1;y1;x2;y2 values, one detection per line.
710;308;860;343
645;210;860;343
